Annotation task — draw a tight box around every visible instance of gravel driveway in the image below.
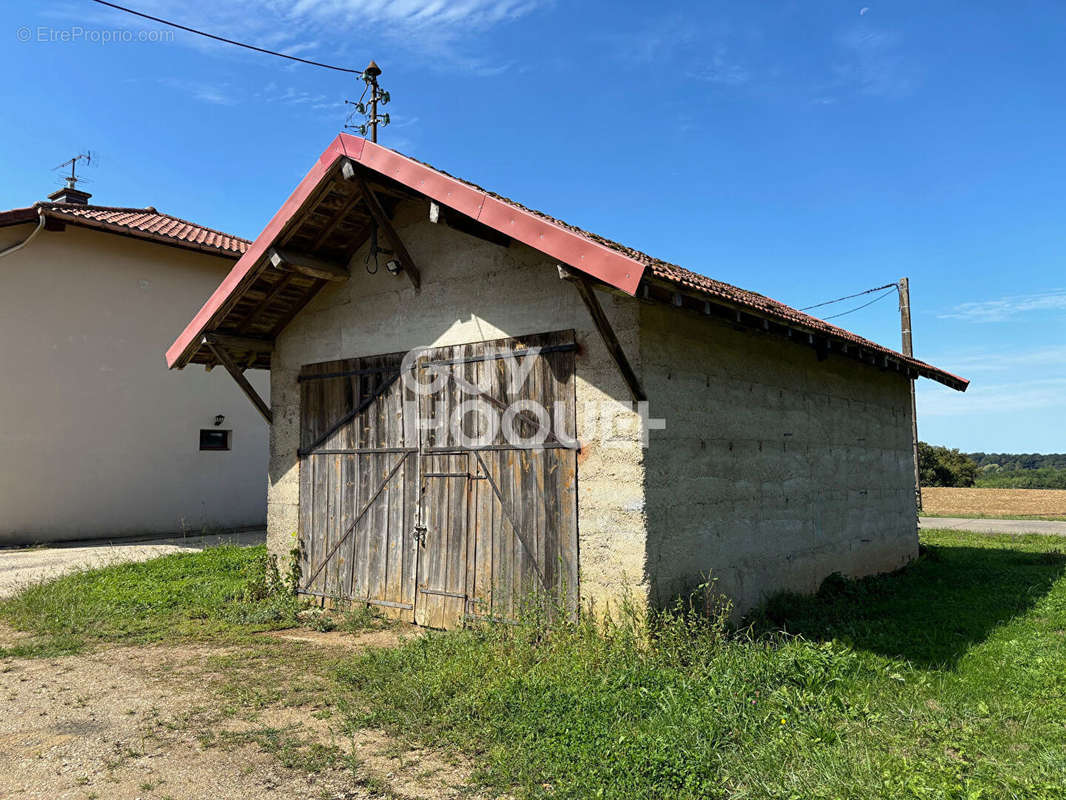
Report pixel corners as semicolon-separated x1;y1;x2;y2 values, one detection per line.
0;531;265;599
919;517;1066;537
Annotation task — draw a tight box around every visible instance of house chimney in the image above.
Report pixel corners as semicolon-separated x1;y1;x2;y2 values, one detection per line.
48;177;92;205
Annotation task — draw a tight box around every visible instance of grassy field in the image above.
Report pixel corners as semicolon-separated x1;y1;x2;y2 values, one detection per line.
922;487;1066;520
3;532;1066;798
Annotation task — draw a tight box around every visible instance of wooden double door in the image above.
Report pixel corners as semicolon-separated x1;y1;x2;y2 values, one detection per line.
297;331;578;628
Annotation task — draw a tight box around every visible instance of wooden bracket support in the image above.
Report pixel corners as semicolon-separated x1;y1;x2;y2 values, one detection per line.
341;159;422;291
563;267;647;402
268;248;349;282
203;334;272;424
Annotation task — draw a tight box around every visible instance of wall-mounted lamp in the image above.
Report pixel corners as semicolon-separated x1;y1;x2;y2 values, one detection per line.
214;414;225;427
385;258;402;275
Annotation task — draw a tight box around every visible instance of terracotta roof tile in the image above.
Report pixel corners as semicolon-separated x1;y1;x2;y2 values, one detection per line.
35;202;250;257
409;157;967;389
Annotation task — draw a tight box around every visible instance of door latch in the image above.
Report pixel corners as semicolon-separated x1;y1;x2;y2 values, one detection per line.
412;524;427;546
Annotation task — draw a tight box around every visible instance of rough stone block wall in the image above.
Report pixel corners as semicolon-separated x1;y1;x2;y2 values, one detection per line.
267;200;648;612
639;302;917;616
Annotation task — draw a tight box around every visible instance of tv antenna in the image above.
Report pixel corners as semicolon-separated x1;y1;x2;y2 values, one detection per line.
345;61;390;142
53;152;94;189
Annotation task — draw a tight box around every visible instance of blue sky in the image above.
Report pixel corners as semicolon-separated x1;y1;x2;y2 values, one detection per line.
2;1;1063;453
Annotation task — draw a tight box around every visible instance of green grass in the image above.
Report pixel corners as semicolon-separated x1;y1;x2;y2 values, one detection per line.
0;545;301;653
336;531;1066;799
4;532;1066;798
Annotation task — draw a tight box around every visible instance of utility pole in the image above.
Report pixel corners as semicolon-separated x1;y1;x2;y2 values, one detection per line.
898;277;922;511
345;61;390;142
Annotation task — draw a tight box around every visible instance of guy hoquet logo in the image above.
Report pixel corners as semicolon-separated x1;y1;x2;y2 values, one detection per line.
399;345;665;448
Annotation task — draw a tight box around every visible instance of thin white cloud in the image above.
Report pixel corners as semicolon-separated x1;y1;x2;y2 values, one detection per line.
53;0;546;74
938;289;1066;322
160;78;240;105
286;0;540;28
923;345;1066;372
834;24;919;99
918;377;1066;417
688;47;750;86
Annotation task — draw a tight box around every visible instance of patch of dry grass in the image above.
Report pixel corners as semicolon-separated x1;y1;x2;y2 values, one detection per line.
922;487;1066;519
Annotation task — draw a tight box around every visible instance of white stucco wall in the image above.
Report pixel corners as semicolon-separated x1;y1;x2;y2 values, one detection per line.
0;223;269;544
267;200;648;613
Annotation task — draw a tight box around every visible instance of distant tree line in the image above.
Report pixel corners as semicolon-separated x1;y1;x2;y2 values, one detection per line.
968;453;1066;471
975;468;1066;489
918;443;1066;489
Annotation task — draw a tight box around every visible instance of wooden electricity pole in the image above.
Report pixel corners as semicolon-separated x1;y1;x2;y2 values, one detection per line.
899;277;922;511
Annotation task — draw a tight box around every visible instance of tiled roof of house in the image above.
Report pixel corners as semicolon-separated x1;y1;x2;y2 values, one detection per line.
0;202;249;257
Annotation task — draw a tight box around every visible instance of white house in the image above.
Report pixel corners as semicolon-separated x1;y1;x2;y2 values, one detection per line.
0;181;269;545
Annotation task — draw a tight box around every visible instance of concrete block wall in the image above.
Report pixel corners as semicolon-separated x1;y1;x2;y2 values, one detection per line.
267;199;649;612
639;301;917;615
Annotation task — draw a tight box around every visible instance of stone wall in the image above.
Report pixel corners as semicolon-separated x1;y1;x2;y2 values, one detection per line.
639;301;918;615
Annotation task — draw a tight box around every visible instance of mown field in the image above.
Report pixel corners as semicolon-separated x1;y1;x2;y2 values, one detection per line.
923;487;1066;519
3;531;1066;799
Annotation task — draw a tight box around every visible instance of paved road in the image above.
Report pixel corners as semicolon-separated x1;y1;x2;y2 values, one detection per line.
0;530;266;599
920;517;1066;536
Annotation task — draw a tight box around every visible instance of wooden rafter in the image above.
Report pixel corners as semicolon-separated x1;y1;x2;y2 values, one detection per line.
270;278;327;338
309;189;366;250
203;336;272;424
340;159;422;291
236;272;296;334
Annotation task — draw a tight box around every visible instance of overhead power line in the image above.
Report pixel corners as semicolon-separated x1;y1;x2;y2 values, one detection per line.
822;287;898;320
800;282;898;312
87;0;363;74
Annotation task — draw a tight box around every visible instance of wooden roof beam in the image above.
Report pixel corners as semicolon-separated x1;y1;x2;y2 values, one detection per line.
341;158;422;292
203;332;273;354
268;247;349;282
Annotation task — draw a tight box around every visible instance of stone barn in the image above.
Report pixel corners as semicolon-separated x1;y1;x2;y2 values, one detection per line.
167;134;968;625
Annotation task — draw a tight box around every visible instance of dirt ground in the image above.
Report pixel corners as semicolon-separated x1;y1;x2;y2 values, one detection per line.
922;487;1066;518
0;625;478;800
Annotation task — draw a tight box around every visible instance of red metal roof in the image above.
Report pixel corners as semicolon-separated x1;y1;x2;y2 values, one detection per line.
0;203;249;257
165;133;968;391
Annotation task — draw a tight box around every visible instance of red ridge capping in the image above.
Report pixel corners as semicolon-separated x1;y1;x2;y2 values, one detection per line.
166;136;359;368
355;139;644;295
166;134;646;369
